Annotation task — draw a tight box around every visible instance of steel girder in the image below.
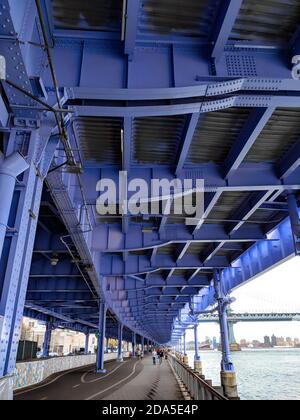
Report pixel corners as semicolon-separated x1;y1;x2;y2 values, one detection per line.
198;313;300;323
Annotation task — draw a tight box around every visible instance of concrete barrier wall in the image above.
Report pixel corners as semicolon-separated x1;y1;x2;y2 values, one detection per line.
13;352;121;391
0;375;14;400
13;354;97;390
0;351;130;399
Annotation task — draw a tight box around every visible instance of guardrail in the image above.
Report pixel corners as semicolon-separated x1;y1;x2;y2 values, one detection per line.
169;354;227;401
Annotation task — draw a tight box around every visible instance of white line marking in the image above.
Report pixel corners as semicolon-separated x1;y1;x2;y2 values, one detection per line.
40;397;48;401
72;384;81;389
85;361;140;401
81;361;128;384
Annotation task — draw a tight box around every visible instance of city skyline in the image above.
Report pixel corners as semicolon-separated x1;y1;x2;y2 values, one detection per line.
186;257;300;343
187;334;300;349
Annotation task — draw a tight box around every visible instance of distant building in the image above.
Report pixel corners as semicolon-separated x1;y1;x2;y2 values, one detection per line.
252;340;261;349
264;336;271;348
204;337;211;346
277;337;286;347
240;339;248;348
212;337;218;350
20;317;96;356
271;334;277;347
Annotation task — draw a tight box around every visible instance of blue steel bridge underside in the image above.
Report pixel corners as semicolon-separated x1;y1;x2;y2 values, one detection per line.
0;0;300;359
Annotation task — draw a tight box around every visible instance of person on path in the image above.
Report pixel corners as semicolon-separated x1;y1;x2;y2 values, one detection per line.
152;349;157;365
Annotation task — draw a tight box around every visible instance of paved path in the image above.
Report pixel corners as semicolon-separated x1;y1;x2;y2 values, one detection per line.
105;357;183;400
14;358;143;401
14;356;183;401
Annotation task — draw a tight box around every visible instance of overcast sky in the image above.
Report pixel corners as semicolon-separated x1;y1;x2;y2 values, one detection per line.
186;257;300;343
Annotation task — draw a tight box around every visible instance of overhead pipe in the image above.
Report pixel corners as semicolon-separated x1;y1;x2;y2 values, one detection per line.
0;151;29;260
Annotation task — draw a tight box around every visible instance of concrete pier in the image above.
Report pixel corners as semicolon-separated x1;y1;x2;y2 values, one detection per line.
221;371;239;400
194;360;203;375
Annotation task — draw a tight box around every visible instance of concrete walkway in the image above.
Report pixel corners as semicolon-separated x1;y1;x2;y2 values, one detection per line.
105;357;183;400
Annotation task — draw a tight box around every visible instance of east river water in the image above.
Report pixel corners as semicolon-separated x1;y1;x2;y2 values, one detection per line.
187;348;300;400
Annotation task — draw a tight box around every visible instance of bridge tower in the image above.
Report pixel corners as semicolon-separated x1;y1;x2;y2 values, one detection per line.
227;308;242;352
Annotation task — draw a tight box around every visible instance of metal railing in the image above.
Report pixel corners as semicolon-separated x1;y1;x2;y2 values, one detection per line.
169;354;227;401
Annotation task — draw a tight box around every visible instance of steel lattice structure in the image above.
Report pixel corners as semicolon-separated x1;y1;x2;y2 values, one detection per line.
0;0;300;380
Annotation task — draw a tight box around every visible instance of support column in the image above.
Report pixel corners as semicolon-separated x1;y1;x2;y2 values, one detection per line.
287;193;300;254
179;337;183;358
194;324;203;375
117;323;124;362
0;152;29;260
132;332;136;358
96;302;107;373
141;336;145;356
0;162;44;377
183;332;189;365
42;322;53;358
0;130;58;381
85;333;90;355
213;270;239;400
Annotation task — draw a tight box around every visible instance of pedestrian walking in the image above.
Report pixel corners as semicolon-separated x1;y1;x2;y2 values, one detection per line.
152;349;157;365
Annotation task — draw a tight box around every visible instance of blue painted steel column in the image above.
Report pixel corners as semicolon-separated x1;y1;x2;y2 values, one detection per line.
194;324;203;374
42;322;53;358
85;333;89;355
183;332;187;355
0;129;58;378
287;193;300;254
0;162;44;377
0;152;29;261
132;332;136;358
213;270;239;399
194;325;200;361
213;270;234;372
141;336;145;356
96;302;107;373
117;323;124;362
182;332;189;365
